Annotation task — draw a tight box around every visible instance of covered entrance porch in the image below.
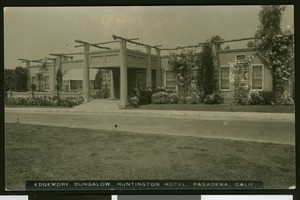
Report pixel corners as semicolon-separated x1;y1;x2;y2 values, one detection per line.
76;35;163;107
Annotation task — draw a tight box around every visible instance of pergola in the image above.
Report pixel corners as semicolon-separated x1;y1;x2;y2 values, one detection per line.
19;35;258;107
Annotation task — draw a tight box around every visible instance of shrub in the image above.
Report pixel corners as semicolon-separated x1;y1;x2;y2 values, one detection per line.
6;96;84;108
186;92;200;104
250;91;264;105
234;87;250;105
203;93;224;104
259;91;275;105
151;92;168;104
130;88;154;105
167;93;179;104
128;96;139;108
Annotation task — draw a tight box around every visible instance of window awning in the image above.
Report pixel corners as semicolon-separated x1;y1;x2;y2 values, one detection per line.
63;69;98;81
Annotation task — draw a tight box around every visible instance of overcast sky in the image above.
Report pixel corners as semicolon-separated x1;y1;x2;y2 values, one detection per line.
4;6;294;69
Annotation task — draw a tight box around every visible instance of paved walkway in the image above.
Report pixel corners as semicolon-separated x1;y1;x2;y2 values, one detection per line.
5;107;295;145
5;106;295;122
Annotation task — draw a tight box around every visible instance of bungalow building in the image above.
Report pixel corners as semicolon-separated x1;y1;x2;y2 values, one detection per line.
24;38;288;106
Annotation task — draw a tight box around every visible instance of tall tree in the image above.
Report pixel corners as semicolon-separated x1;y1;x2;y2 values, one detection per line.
255;5;294;102
4;69;14;92
12;66;28;91
94;69;103;91
196;44;217;100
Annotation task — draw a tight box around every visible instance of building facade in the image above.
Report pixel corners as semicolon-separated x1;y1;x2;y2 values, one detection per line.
25;45;277;104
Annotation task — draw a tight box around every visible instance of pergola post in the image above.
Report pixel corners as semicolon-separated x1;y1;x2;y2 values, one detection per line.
110;70;115;99
24;61;31;91
119;39;128;107
56;56;62;91
155;48;162;87
146;46;152;88
83;44;90;102
50;59;56;92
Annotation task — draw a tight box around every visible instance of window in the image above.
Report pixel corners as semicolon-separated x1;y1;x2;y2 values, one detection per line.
43;76;50;91
165;70;177;89
236;54;246;62
70;80;77;90
252;65;263;90
220;67;230;90
136;71;146;89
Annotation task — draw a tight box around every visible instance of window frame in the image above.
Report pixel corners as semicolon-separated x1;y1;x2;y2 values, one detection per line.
43;75;50;91
251;64;264;91
164;69;177;90
235;54;246;63
69;80;78;91
219;66;231;91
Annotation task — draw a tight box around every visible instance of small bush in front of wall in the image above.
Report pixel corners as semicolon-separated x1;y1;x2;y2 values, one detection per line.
186;92;200;104
6;96;84;108
259;91;276;105
151;92;169;104
277;92;294;105
203;93;224;104
249;91;265;105
234;87;251;105
130;87;154;105
167;93;179;104
128;96;140;108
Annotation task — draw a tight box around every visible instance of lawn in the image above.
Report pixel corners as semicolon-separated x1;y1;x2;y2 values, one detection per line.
124;104;295;113
5;123;295;191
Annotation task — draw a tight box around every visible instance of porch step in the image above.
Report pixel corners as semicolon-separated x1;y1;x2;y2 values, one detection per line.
73;99;120;112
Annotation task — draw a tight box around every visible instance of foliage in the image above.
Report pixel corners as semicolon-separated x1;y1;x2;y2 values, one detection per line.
151;92;169;104
130;87;154;105
12;66;28;91
128;96;139;108
196;44;217;100
56;68;63;92
249;91;265;105
94;69;103;91
167;93;179;104
203;93;224;104
168;49;196;97
4;69;14;92
255;5;294;102
185;92;200;104
233;62;251;105
259;91;276;105
6;96;84;108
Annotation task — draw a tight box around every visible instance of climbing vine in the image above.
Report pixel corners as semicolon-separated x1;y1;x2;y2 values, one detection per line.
168;49;196;97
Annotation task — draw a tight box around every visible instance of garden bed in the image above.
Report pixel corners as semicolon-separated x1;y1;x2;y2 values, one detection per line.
124;103;295;113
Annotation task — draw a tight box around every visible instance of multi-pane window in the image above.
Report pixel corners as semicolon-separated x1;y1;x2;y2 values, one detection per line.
136;71;146;89
252;65;263;90
43;76;50;91
70;80;77;90
220;67;230;90
236;54;246;62
70;80;83;91
166;70;176;89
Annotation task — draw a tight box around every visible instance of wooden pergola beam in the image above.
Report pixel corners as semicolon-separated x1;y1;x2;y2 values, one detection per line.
74;39;111;49
112;35;161;49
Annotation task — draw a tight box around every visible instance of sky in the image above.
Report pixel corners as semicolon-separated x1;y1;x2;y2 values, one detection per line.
4;5;294;69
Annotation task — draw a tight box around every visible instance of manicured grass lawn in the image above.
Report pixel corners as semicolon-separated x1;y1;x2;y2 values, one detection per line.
5;123;295;190
125;103;295;113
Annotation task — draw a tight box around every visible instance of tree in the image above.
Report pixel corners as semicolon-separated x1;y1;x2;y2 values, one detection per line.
35;60;48;92
56;67;63;92
12;66;28;91
196;44;217;100
4;69;14;92
168;49;196;97
255;5;294;102
94;69;103;91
